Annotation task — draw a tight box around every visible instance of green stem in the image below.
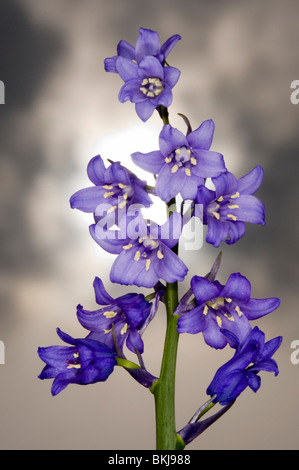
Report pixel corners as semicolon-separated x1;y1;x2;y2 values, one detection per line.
152;197;184;450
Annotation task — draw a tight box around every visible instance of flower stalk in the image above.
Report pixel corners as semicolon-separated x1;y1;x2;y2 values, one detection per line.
151;193;183;450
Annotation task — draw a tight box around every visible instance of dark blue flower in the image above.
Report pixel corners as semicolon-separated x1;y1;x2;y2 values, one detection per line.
132;121;226;202
177;272;280;349
104;27;181;72
70;155;152;227
38;328;117;396
196;166;265;247
89;209;188;287
206;326;282;405
108;54;180;121
76;276;155;354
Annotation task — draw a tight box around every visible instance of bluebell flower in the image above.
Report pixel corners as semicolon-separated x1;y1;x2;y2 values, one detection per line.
196;166;265;247
38;328;117;396
76;276;155;354
107;53;180;121
207;326;282;405
177;272;280;349
132;121;226;202
70;155;152;227
104;27;181;72
89;209;188;287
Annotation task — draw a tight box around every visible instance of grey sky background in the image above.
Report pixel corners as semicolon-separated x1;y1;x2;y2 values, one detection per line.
0;0;298;449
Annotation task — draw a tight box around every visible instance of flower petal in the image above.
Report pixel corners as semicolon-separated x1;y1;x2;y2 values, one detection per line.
135;100;156;122
137;56;164;80
159;125;188;157
151;83;173;108
206;218;230;247
131;150;164;174
233;195;265;225
261;336;283;360
153;243;188;283
163;66;181;88
93;277;114;305
191;276;220;305
177;306;206;334
118;80;144;103
187;119;215;150
104;56;117;73
117;40;135;60
126;329;144;354
226;221;246;245
135;28;161;62
104;162;131;186
240;297;280;320
246;371;261;392
70;187;106;213
89;224;127;254
160;34;182;60
212;172;238;199
116;56;138;81
237;165;264;195
202;316;228;349
87;155;106;185
221;273;251;303
180;173;204;200
110;246;154;286
155;163;186;202
191;149;226;178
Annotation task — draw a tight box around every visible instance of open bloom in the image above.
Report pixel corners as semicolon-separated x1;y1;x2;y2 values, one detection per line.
177;272;280;349
207;326;282;405
70;155;152;227
132;121;226;202
89;209;187;287
38;328;117;396
104;27;181;72
110;54;180;122
76;276;155;354
196;166;265;247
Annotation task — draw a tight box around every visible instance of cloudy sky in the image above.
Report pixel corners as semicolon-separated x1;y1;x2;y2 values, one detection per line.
0;0;298;450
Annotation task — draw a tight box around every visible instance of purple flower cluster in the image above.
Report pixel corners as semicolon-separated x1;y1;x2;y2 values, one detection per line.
105;27;181;121
38;27;282;432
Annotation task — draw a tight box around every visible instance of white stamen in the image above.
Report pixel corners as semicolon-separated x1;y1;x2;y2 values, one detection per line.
104;191;114;198
235;306;243;317
123;244;132;250
104;311;117;319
